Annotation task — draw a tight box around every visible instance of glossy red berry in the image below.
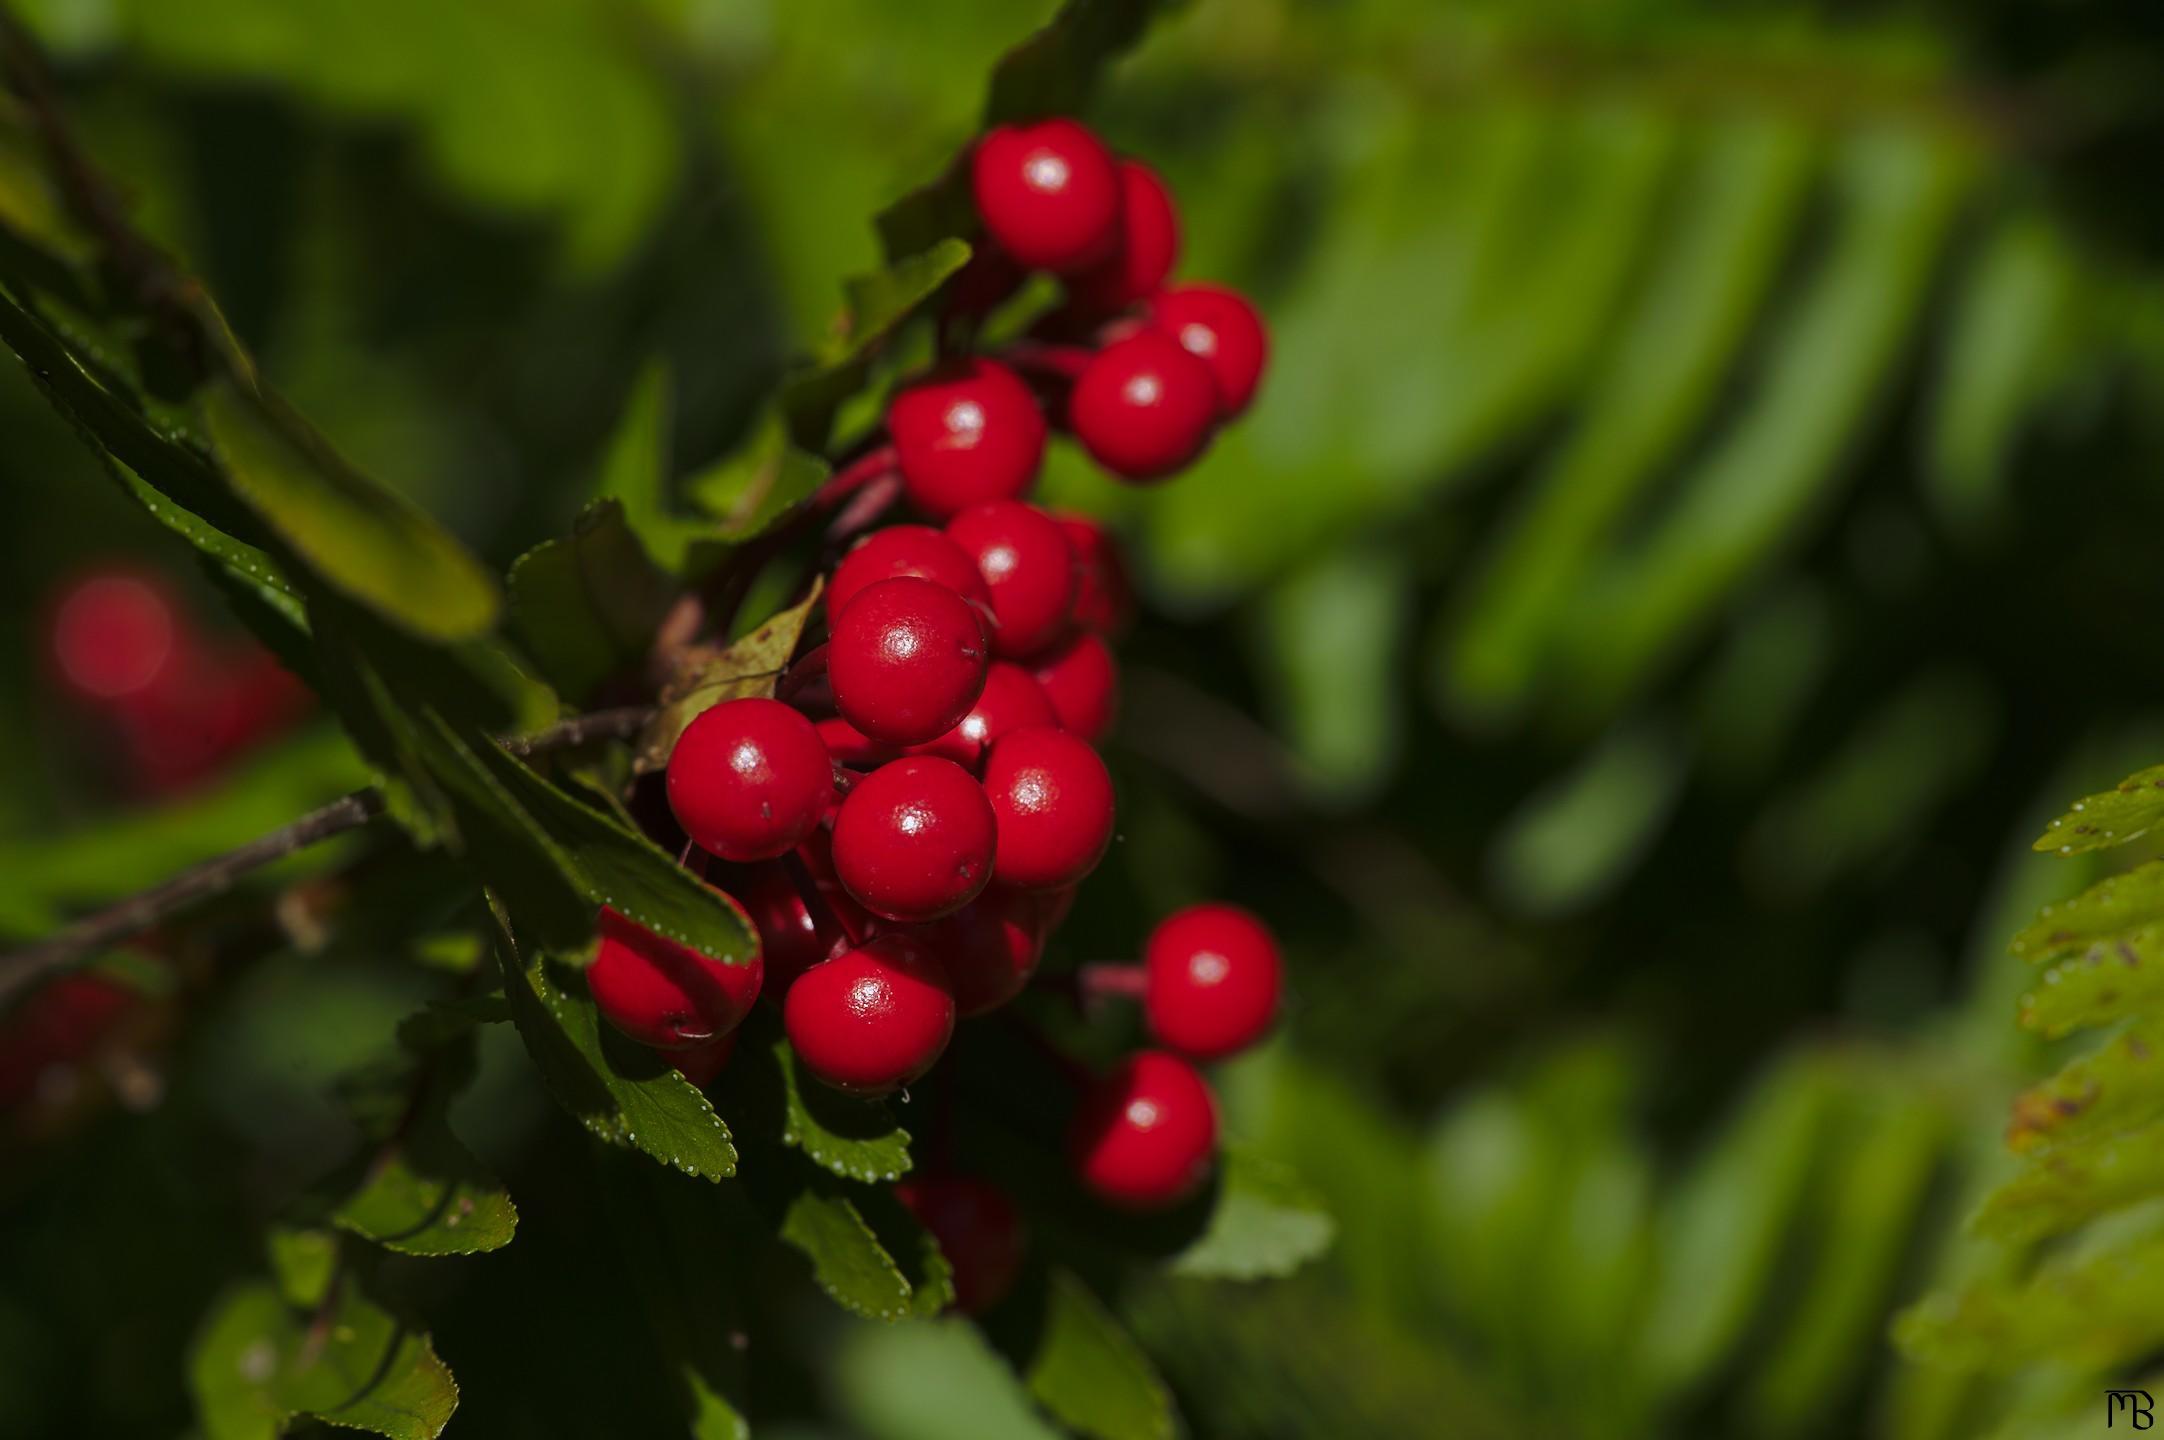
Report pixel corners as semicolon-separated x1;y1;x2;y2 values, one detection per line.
829;577;989;747
1067;1050;1218;1210
589;906;763;1050
1056;513;1135;637
971;119;1121;273
906;661;1058;771
1144;904;1282;1061
1070;329;1219;482
921;887;1050;1017
722;860;830;993
670;1031;738;1088
828;525;992;621
888;361;1047;519
1148;284;1269;418
815;715;896;770
52;572;182;701
1030;631;1118;743
784;933;955;1095
832;755;998;922
895;1174;1027;1313
982;726;1114;893
945;501;1077;659
666;697;834;862
1067;159;1180;314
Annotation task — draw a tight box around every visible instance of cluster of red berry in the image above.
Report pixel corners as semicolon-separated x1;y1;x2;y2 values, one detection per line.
585;116;1278;1309
48;569;311;797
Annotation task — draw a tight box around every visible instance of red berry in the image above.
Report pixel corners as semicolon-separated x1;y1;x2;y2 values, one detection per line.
1070;329;1218;482
1030;632;1118;743
1067;160;1180;314
971;119;1121;273
1144;904;1282;1061
828;525;992;620
982;726;1114;893
588;906;763;1050
829;577;989;747
784;934;955;1095
895;1174;1027;1313
1056;513;1135;637
888;361;1047;519
832;755;997;922
1148;285;1269;418
815;715;896;770
666;697;834;862
1067;1050;1218;1210
906;661;1057;771
721;860;829;993
945;501;1077;659
671;1031;738;1088
921;887;1050;1017
51;571;182;702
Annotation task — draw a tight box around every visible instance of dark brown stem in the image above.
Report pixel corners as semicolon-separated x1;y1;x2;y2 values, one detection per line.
0;704;659;1009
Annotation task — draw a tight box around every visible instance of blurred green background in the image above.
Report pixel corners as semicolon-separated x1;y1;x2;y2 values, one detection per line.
7;0;2164;1435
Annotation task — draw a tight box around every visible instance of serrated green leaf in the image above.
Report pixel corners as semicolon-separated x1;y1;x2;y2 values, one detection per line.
492;907;738;1180
2033;765;2164;856
1896;1228;2164;1374
189;1279;458;1440
509;498;677;703
2011;861;2164;963
200;376;499;641
779;1184;919;1321
681;412;831;541
1978;1114;2164;1247
736;1030;913;1183
636;578;825;773
1009;1269;1176;1440
1167;1148;1335;1282
2018;925;2164;1038
329;1108;518;1256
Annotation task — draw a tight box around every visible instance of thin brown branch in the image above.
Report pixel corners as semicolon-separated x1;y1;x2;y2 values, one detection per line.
0;704;659;1009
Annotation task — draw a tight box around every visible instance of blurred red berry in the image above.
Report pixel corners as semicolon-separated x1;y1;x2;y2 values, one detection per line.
888;360;1047;519
1067;1050;1218;1210
945;500;1077;659
588;907;763;1050
1070;329;1218;482
896;1173;1027;1313
982;726;1114;893
1030;631;1118;743
1144;904;1282;1060
971;119;1122;273
831;755;997;922
785;933;955;1095
1066;159;1180;314
829;577;990;747
906;661;1057;771
1148;284;1269;418
667;697;833;862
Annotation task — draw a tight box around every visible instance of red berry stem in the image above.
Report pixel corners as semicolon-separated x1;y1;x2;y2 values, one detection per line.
816;443;901;508
1077;961;1147;1000
782;846;865;953
774;643;830;706
824;471;904;549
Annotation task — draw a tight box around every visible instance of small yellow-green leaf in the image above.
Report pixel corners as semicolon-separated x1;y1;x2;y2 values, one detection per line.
2032;764;2164;856
2018;925;2164;1038
2011;861;2164;963
637;579;824;773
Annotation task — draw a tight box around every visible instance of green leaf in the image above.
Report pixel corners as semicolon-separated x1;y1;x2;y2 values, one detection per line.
1167;1148;1335;1282
587;362;716;571
777;1184;920;1321
681;412;831;542
1896;1228;2164;1374
1005;1269;1176;1440
189;1279;458;1440
2033;765;2164;855
265;1228;338;1309
416;706;757;966
200;376;499;641
1978;1114;2164;1248
2011;860;2164;963
2019;924;2164;1038
329;1107;518;1256
636;578;825;773
777;239;972;450
738;1028;913;1184
492;907;738;1180
1635;1050;1843;1397
509;499;678;703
